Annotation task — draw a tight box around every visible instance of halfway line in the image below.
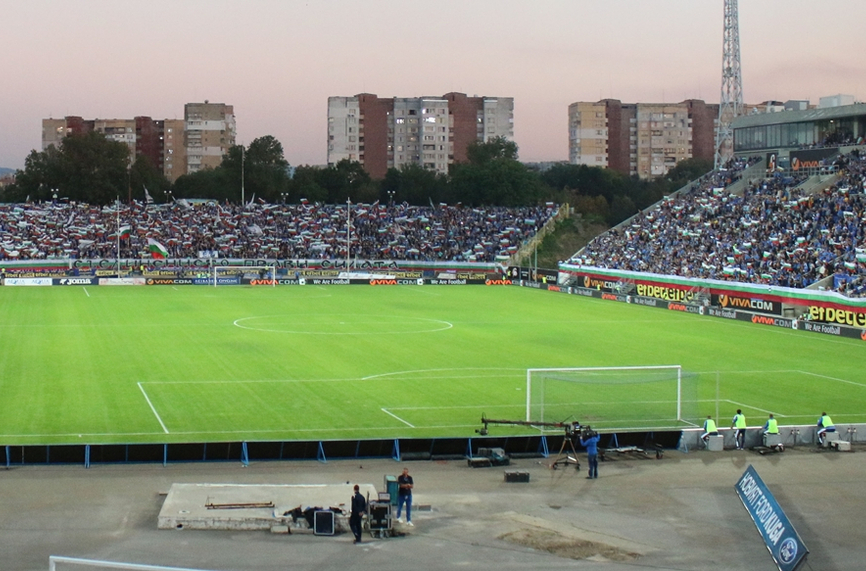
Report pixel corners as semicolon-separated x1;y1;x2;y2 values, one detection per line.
381;408;415;428
138;382;170;433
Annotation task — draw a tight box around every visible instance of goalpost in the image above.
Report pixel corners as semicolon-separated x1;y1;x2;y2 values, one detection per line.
525;365;698;430
212;264;277;287
49;555;221;571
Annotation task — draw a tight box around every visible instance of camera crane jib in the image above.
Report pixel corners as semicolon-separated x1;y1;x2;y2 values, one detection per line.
477;415;590;471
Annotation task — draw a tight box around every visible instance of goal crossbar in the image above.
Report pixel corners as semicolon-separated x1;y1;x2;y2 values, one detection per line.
50;555;220;571
526;365;684;425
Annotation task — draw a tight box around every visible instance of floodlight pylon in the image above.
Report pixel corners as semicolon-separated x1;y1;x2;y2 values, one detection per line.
714;0;744;170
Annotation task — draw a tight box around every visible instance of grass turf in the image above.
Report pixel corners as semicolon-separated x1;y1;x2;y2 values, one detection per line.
0;284;863;445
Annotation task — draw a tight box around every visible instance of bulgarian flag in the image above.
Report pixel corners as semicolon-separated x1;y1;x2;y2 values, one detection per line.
118;225;132;239
147;238;169;259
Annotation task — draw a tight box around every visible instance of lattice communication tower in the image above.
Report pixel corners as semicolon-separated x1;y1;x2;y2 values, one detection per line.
714;0;744;169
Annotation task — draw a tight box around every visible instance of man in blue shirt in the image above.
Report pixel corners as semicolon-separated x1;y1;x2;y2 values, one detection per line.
395;467;414;526
580;428;601;479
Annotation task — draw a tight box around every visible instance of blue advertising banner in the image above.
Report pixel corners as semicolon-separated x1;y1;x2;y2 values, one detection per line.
735;465;808;571
192;277;240;286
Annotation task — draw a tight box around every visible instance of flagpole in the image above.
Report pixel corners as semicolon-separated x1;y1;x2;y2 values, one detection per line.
116;196;120;276
240;145;245;206
346;198;351;274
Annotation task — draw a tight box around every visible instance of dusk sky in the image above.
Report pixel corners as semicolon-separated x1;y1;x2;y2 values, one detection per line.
2;0;864;171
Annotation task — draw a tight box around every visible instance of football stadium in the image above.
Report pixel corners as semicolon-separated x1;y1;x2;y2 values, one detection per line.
4;4;866;568
2;148;866;571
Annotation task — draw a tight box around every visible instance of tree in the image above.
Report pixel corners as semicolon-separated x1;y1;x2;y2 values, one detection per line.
466;136;518;165
381;164;447;206
173;168;233;202
449;138;542;206
664;157;713;188
572;194;610;223
129;155;170;203
609;195;638;225
217;145;246;203
236;136;292;203
290;165;328;203
58;132;130;204
174;136;293;204
3;132;129;205
2;145;63;202
315;159;372;203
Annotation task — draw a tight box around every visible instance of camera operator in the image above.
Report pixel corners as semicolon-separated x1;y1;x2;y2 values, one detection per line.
579;426;601;479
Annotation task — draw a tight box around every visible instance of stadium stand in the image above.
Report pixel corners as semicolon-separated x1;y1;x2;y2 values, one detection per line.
0;201;558;264
572;150;866;297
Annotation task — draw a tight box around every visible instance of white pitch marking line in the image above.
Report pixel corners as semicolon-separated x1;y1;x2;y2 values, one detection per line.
796;370;866;388
83;287;90;297
381;408;415;428
138;382;170;433
363;367;523;381
725;399;786;417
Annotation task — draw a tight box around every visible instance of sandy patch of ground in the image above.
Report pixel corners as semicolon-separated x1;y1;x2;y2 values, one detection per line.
499;527;640;562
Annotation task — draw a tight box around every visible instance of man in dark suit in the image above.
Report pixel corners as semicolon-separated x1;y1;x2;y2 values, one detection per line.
349;484;366;544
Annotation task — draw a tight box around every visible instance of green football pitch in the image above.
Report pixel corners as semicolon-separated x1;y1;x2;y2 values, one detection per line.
0;284;863;446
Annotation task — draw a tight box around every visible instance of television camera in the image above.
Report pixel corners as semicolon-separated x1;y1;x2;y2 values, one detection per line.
477;415;596;471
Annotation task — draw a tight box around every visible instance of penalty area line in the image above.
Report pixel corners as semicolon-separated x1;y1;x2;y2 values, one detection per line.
796;370;866;388
723;399;786;417
381;408;415;428
138;382;170;433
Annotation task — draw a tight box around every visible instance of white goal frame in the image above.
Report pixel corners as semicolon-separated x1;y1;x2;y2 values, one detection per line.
212;264;276;287
526;365;684;423
49;555;219;571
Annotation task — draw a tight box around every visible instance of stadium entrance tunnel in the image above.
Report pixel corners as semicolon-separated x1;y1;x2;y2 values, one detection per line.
3;430;689;468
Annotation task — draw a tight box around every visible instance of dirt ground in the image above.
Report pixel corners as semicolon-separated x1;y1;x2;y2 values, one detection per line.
1;443;863;571
499;527;640;562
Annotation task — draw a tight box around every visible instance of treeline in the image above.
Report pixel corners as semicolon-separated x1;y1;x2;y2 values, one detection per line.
2;133;711;227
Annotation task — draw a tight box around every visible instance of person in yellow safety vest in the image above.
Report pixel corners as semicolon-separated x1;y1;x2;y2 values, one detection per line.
701;415;719;446
763;414;779;434
763;414;783;451
731;409;747;450
817;412;835;446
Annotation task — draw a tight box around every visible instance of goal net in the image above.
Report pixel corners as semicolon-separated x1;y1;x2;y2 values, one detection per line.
212;265;276;287
526;365;699;430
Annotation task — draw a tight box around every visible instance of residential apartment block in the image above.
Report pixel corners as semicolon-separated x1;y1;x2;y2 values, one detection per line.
183;102;235;175
41;101;234;182
568;99;719;179
328;93;514;179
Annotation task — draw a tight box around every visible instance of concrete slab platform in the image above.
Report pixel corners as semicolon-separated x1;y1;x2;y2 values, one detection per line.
158;483;378;531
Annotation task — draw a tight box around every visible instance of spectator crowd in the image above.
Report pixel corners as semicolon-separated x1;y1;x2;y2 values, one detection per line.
5;148;866;297
573;151;866;297
0;200;558;265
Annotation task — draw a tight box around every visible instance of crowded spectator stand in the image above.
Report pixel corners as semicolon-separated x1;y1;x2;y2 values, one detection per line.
0;201;559;274
573;150;866;297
